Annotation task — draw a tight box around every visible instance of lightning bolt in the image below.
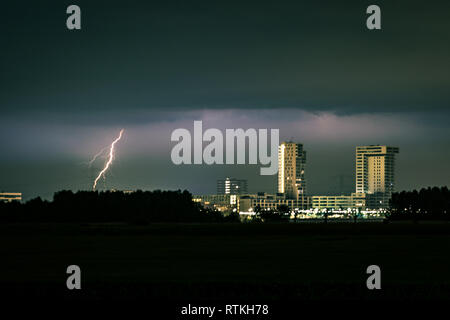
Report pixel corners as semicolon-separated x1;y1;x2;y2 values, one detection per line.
93;129;124;191
88;146;108;167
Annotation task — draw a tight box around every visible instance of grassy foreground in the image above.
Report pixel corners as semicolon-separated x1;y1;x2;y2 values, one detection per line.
1;222;450;301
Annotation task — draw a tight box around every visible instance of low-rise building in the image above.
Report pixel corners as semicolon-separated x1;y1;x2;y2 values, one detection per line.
238;192;311;213
0;192;22;203
193;194;237;212
311;193;366;210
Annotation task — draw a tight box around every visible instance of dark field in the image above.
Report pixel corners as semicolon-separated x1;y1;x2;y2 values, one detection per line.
2;222;450;302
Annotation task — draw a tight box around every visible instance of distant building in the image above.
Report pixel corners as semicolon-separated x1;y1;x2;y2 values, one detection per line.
217;178;247;195
311;193;366;210
238;192;311;212
0;192;22;203
194;192;311;213
198;144;399;213
356;145;399;208
110;189;134;194
193;194;238;212
278;142;307;200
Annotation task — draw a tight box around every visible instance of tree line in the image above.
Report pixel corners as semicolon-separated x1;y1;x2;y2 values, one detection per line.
388;186;450;221
0;190;238;224
1;186;449;223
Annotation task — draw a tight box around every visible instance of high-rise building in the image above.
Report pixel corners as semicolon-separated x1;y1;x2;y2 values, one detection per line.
217;178;248;195
355;145;399;208
278;142;307;200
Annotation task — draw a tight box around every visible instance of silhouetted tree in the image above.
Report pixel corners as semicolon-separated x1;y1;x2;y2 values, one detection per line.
260;208;283;222
277;204;291;221
324;209;329;224
252;205;263;222
0;189;232;224
389;186;450;221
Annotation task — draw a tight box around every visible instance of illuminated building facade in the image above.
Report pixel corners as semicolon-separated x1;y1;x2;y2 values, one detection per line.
238;192;311;212
356;145;399;208
311;193;366;210
0;192;22;203
278;142;307;200
217;178;248;195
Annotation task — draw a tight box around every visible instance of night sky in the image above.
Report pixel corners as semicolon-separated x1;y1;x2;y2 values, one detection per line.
1;0;449;200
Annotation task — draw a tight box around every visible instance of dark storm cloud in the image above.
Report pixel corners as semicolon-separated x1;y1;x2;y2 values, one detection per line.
1;0;450;118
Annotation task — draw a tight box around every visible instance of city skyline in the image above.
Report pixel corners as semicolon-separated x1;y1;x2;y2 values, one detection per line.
196;143;400;212
1;1;449;200
0;139;405;210
1;131;448;201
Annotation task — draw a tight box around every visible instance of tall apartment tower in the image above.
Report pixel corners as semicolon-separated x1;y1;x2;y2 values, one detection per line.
356;145;399;208
217;178;248;195
278;142;307;200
